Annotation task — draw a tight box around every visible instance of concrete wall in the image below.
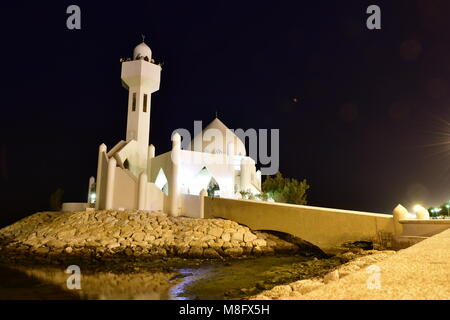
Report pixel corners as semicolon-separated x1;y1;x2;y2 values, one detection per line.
149;151;173;187
204;197;395;251
180;194;203;218
400;220;450;237
97;151;109;209
61;203;90;212
146;182;165;212
113;167;138;209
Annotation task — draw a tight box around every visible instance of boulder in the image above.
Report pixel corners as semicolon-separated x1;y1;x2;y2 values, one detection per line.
34;247;50;255
244;232;258;243
207;227;223;238
188;247;204;258
323;270;340;284
290;279;324;295
64;246;73;254
132;232;145;242
203;248;222;259
107;243;120;250
231;232;244;242
224;247;243;257
221;233;231;242
252;239;267;247
269;285;292;297
56;229;76;239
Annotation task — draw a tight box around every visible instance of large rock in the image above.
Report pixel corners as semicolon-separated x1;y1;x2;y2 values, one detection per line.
188;247;204;258
207;227;223;238
224;247;243;257
56;229;76;239
34;247;50;255
203;248;222;259
231;232;244;242
252;239;267;247
107;243;120;250
46;239;66;248
323;270;340;284
244;232;258;243
269;285;292;297
64;247;73;254
290;279;324;295
221;233;231;242
132;232;145;242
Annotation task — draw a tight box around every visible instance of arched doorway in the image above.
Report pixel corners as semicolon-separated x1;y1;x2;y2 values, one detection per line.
154;168;169;196
188;167;221;196
207;176;220;197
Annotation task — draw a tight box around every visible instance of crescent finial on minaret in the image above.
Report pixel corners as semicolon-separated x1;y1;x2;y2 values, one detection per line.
141;34;146;43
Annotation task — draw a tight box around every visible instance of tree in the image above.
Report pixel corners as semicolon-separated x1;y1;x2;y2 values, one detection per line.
262;172;310;205
428;203;450;219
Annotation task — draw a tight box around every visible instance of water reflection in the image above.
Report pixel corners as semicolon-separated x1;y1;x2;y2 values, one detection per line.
8;265;178;300
169;266;215;300
0;255;325;300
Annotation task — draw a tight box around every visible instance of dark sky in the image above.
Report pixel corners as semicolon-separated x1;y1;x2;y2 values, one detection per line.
2;0;450;226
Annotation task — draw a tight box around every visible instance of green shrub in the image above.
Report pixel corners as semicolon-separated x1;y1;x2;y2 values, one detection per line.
262;172;310;205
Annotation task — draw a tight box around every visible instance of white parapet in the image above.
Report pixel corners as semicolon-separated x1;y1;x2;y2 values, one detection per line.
169;133;181;216
105;157;117;210
95;143;107;209
199;189;207;219
414;205;430;220
393;204;409;235
138;172;148;210
62;203;90;212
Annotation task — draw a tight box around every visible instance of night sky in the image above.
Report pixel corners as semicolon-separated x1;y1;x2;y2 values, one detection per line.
2;0;450;227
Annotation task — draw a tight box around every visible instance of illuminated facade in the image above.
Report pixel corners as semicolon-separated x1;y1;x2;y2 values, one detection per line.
89;40;261;216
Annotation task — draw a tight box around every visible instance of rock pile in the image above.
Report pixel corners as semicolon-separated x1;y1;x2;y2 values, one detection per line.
0;210;298;261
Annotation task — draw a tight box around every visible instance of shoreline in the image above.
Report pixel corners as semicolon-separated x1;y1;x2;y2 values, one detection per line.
249;249;397;299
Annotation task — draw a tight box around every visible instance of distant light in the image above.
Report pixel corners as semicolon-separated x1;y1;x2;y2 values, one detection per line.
413;204;423;212
90;193;96;203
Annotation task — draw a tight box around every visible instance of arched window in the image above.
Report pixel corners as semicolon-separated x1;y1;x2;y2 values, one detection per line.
143;94;148;112
132;92;137;111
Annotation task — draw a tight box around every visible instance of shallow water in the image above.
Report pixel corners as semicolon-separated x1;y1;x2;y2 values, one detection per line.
0;255;336;300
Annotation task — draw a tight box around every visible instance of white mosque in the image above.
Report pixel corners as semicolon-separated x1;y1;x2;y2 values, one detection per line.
70;40;262;217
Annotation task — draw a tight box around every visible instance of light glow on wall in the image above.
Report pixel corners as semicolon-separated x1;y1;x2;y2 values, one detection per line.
188;167;214;196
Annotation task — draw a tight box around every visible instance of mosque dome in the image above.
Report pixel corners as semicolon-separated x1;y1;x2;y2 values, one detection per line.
188;117;247;156
133;41;152;60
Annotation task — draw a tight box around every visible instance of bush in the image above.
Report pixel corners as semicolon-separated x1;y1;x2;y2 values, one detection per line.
262;172;310;205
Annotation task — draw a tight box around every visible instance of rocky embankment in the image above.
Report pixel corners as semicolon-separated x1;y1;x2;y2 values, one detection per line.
249;249;397;299
0;210;300;262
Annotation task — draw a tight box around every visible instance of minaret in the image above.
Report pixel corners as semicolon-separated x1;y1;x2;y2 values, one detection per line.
121;38;161;176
